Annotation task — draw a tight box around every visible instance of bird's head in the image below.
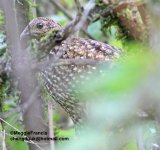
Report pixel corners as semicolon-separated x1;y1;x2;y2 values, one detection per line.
20;17;61;40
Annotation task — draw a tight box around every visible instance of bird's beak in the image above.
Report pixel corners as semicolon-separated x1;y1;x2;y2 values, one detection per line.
20;26;30;40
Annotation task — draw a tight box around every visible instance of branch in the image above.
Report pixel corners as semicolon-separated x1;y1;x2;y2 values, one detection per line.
2;0;48;149
48;102;55;150
33;57;112;73
0;118;44;150
75;0;83;15
53;58;109;67
49;0;94;39
0;124;7;150
58;0;95;40
73;0;95;33
50;0;72;20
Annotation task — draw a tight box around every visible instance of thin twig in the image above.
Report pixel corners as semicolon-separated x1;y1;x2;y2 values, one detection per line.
74;0;95;33
74;0;82;15
1;86;42;119
2;130;7;150
55;0;95;41
50;0;72;20
34;57;112;73
49;0;94;39
48;102;55;150
0;118;44;150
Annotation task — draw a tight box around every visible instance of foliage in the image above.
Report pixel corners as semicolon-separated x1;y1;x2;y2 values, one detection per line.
0;10;4;25
1;0;160;150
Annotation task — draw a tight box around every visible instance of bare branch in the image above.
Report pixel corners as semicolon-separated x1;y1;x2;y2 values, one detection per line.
0;118;44;150
48;102;55;150
33;57;112;74
0;125;7;150
50;0;72;20
74;0;83;15
73;0;95;33
49;0;94;39
57;0;95;40
2;0;48;149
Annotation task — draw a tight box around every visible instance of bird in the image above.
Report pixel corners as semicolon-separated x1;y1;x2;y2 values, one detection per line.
20;17;121;125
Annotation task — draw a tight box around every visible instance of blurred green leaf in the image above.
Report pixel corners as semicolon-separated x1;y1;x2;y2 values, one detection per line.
78;52;151;100
9;142;28;150
56;128;75;138
123;140;137;150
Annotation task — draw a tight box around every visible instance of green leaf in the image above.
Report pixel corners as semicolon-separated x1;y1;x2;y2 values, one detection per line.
123;140;137;150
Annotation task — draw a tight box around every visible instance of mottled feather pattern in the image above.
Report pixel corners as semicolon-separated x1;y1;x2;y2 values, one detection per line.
50;38;120;60
41;38;121;124
41;64;89;124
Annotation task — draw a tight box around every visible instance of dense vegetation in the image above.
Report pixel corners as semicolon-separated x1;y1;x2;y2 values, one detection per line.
0;0;160;150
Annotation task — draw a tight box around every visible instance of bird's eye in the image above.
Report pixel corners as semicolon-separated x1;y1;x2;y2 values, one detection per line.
36;22;44;29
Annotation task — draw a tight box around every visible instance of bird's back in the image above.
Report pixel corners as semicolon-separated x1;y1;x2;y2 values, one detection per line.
41;37;121;124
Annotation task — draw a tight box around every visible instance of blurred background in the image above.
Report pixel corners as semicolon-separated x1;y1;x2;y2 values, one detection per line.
0;0;160;150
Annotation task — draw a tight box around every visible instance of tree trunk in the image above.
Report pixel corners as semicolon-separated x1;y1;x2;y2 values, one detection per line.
2;0;48;149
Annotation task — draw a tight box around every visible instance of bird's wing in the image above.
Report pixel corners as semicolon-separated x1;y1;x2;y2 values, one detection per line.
41;38;121;124
60;38;121;60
